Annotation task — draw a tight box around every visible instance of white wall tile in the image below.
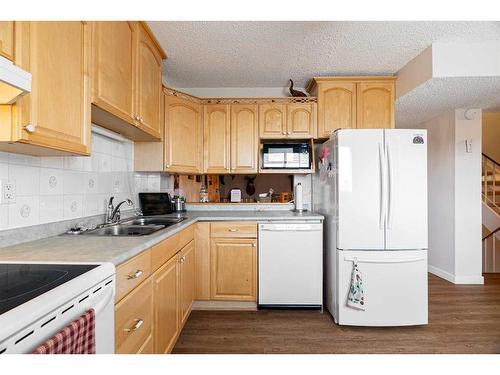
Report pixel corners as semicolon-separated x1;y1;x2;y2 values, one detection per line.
39;195;64;224
40;156;64;169
9;165;40;196
0;163;8;180
8;153;40;166
0;152;9;163
8;196;39;228
82;194;101;216
40;168;63;196
0;205;8;230
63;194;83;219
63;156;83;171
83;172;99;194
63;171;84;195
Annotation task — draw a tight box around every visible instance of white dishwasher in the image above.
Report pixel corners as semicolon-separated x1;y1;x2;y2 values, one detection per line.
258;221;323;308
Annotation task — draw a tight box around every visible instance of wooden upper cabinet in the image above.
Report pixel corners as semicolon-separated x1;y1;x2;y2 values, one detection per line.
204;104;230;173
91;21;165;141
153;254;179;354
356;82;395;129
5;21;91;155
165;94;202;173
231;104;258;173
136;23;162;138
259;103;286;138
317;81;356;137
0;21;15;61
92;21;136;125
286;103;315;138
210;237;257;301
311;77;396;138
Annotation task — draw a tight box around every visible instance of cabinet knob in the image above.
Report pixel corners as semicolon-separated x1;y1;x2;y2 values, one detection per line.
166;164;170;168
140;116;144;123
124;318;144;332
228;228;239;232
127;270;143;280
24;124;37;133
287;131;292;135
282;131;286;135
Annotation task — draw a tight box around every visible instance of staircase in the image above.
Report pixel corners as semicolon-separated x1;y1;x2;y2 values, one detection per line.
482;153;500;273
482;153;500;215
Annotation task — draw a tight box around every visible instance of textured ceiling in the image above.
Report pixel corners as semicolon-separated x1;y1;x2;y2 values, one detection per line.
396;77;500;127
148;21;500;88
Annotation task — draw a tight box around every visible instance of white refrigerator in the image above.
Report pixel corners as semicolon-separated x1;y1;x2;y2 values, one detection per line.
314;129;428;326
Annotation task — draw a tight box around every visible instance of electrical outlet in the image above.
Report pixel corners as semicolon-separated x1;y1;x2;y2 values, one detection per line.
0;179;16;204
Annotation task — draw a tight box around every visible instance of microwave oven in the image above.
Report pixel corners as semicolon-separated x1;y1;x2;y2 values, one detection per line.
262;142;311;169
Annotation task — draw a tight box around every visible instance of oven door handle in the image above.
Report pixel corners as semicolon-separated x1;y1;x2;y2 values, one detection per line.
94;288;114;316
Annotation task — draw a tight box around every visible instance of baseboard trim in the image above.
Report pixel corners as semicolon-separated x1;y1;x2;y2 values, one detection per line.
429;265;484;285
192;300;258;311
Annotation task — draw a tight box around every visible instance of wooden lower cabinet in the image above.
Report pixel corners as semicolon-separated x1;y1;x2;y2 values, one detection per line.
153;254;180;354
115;277;153;354
179;240;195;327
210;237;257;301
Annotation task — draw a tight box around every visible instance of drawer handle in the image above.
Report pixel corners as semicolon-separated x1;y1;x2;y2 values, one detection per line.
127;270;143;280
228;228;239;232
124;318;144;332
179;255;185;263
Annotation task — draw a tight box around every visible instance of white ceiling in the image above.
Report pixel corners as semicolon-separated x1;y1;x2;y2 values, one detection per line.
148;21;500;88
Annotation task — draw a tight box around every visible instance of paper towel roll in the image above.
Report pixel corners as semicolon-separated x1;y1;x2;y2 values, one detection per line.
295;182;303;211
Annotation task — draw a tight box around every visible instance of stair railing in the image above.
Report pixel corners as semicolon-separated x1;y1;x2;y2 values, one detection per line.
482;153;500;214
483;226;500;273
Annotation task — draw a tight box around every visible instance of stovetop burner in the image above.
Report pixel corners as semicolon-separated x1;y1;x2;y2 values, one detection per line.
0;263;98;315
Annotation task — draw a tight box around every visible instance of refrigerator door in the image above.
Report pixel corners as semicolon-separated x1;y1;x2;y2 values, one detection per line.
337;130;385;250
336;249;428;326
384;129;428;250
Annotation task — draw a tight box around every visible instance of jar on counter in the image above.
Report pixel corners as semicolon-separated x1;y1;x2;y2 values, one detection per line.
199;185;209;202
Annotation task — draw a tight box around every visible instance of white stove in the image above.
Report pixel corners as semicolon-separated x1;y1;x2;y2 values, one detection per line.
0;262;115;354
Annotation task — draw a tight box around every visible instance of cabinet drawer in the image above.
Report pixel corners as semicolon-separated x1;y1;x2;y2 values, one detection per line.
210;222;257;238
116;249;152;302
115;277;153;354
179;225;195;248
151;235;180;272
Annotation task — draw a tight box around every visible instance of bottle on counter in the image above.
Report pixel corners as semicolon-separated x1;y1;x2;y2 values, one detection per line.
199;185;209;203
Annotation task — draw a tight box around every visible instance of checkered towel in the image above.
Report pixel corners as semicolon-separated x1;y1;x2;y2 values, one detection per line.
32;309;96;354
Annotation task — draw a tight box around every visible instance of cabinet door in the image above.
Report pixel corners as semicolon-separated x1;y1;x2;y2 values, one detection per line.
136;23;162;139
356;82;395;129
286;103;315;138
204;104;230;173
92;21;136;125
231;104;258;173
317;81;356;138
165;95;202;173
210;238;257;301
153;254;179;354
179;240;195;327
0;21;15;61
15;22;91;155
115;277;153;354
259;103;286;139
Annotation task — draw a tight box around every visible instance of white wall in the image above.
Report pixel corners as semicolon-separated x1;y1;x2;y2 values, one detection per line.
397;109;484;284
0;126;169;231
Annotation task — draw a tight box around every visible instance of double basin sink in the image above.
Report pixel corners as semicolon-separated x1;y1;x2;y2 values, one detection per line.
80;216;186;237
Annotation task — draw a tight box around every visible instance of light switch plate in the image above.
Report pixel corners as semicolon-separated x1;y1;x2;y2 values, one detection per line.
0;179;16;204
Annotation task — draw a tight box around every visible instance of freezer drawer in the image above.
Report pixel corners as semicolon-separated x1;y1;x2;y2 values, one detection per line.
335;249;428;326
258;223;323;306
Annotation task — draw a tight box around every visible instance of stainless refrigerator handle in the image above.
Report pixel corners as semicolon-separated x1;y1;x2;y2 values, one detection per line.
378;143;386;230
386;143;394;229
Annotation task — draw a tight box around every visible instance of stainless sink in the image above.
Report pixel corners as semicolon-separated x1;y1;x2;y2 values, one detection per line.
81;224;166;237
121;216;186;226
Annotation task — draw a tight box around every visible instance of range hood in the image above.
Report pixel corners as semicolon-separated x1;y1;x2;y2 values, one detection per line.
0;56;31;104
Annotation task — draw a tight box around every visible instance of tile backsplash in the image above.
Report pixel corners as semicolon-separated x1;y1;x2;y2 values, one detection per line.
0;125;171;231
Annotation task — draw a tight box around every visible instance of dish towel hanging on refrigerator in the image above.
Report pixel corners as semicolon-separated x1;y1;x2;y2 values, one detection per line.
32;309;96;354
347;259;365;310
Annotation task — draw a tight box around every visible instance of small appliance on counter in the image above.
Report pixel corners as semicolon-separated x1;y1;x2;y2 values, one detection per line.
139;192;174;215
171;195;186;212
230;189;242;203
294;182;305;212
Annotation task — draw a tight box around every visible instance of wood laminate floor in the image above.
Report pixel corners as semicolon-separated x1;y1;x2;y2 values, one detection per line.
173;274;500;354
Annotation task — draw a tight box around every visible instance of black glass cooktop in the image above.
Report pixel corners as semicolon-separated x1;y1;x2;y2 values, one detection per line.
0;263;98;315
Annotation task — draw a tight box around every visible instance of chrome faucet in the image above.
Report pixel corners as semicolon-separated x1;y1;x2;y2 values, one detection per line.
106;197;134;224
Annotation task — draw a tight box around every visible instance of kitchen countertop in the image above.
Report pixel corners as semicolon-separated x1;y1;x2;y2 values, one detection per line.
0;211;323;266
